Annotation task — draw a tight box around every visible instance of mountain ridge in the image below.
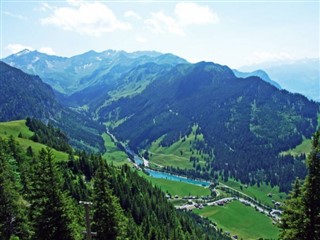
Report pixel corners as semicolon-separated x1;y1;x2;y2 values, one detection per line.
97;60;319;192
0;61;105;152
233;69;281;89
0;61;60;121
3;49;187;95
239;58;319;101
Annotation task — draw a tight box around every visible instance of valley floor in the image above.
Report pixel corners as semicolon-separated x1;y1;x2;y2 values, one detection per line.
102;131;282;240
194;201;279;240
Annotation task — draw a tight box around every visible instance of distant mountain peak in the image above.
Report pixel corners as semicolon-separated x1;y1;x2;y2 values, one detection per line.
194;61;235;77
233;69;281;89
15;49;32;56
238;58;319;101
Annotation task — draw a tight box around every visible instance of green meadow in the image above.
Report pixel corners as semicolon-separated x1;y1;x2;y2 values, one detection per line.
0;120;69;161
222;178;287;207
194;201;279;240
148;125;207;169
102;133;131;166
282;114;320;157
282;136;312;156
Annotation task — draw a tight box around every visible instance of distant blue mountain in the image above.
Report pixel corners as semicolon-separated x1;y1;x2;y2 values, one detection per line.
239;59;319;101
233;69;281;89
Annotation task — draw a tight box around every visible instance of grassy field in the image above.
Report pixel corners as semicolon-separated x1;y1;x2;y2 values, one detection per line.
0;120;69;161
194;201;279;240
281;114;320;157
0;120;34;138
282;136;312;156
102;133;131;166
222;178;287;207
108;79;151;100
148;125;207;169
138;171;211;197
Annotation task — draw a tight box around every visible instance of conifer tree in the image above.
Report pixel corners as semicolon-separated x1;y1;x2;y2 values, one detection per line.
280;131;320;240
279;178;304;239
29;148;78;240
302;131;320;239
92;158;127;240
0;138;30;239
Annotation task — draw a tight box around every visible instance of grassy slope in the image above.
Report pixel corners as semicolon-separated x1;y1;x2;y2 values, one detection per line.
0;120;69;160
148;125;207;169
108;79;151;100
282;113;320;156
98;79;152;118
102;133;132;166
223;178;287;207
194;201;279;240
282;136;312;156
138;171;211;197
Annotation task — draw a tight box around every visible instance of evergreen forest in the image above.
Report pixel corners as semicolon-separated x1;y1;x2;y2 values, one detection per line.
0;121;230;240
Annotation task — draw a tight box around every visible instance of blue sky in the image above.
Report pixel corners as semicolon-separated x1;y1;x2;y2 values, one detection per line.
1;0;319;68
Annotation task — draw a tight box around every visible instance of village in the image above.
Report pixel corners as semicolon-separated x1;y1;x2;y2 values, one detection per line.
166;184;283;239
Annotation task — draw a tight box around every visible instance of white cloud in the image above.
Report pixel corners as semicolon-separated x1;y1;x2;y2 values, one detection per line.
125;10;141;20
145;3;218;36
3;11;27;20
41;2;131;37
40;3;55;11
39;47;56;55
175;3;219;26
66;0;83;7
5;44;34;54
246;51;297;64
135;35;147;43
5;44;56;56
145;12;183;36
34;3;55;12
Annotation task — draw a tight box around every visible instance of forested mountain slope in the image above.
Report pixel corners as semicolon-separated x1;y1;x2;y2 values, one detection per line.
3;50;319;193
0;61;104;152
0;61;60;121
99;61;319;192
0;120;230;240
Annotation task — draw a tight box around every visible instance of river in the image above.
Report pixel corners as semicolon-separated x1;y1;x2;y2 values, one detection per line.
145;169;211;187
106;130;210;187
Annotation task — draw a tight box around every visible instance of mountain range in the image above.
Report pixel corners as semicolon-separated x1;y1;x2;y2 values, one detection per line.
239;58;320;101
98;60;318;191
1;49;319;192
3;49;187;95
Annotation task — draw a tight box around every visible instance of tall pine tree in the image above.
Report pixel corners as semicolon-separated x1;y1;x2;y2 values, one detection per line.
0;138;30;239
280;131;320;239
303;131;320;239
92;158;127;240
29;148;79;240
280;178;304;239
